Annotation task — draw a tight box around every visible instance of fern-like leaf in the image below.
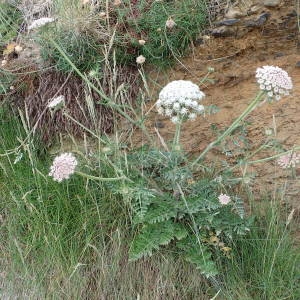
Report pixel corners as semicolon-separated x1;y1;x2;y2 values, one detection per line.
177;237;218;277
131;187;157;224
233;196;245;219
135;196;177;224
129;221;187;261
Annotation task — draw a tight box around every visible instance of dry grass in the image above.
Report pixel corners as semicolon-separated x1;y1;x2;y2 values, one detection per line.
11;0;53;24
5;62;140;146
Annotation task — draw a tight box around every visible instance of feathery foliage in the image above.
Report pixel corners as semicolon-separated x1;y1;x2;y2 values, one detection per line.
129;220;187;261
110;147;251;277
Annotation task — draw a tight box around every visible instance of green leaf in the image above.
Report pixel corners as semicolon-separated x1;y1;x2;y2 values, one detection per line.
233;196;245;219
131;186;157;224
177;237;218;278
129;221;187;261
135;196;177;224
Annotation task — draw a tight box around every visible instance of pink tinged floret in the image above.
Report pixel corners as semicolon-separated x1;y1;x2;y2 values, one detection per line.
218;193;231;205
49;153;78;182
277;153;300;169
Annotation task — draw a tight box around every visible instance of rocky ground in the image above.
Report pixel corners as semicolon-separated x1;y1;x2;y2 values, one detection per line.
134;0;300;217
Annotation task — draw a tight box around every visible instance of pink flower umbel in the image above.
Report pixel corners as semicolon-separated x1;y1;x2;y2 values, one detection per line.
49;153;78;182
218;194;231;205
256;66;293;101
166;17;176;29
277;153;300;169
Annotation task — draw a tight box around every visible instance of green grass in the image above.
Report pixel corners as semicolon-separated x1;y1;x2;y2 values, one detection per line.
0;105;212;298
0;3;22;47
115;0;207;66
220;200;300;299
1;104;300;299
36;0;207;72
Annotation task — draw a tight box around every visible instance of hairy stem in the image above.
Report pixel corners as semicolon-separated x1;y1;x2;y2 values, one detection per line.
172;120;182;151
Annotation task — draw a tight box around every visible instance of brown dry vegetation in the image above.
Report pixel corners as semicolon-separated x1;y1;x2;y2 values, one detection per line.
4;61;140;146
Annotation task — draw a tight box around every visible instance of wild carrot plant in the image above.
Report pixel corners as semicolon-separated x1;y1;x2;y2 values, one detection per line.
45;65;294;277
1;1;299;297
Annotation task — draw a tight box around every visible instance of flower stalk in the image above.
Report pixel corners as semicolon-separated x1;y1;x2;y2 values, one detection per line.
192;90;265;167
172;119;182;151
75;171;128;182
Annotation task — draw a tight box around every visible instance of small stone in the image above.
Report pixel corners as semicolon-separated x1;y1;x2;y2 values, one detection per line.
216;18;240;26
1;59;7;66
244;12;271;27
263;0;281;7
295;61;300;68
225;7;245;19
154;121;164;128
257;12;271;22
274;52;285;58
211;26;235;38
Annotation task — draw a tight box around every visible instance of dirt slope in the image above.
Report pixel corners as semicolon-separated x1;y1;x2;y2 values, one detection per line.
137;0;300;211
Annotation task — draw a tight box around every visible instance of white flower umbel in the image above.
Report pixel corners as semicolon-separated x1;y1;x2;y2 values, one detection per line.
136;55;146;64
156;80;205;124
28;17;55;30
156;80;205;150
256;66;293;101
47;95;65;110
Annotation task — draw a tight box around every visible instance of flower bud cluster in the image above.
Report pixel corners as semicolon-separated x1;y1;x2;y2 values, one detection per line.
277;152;300;169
